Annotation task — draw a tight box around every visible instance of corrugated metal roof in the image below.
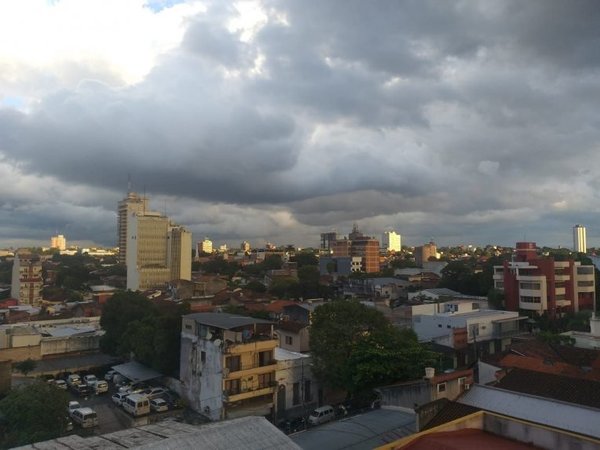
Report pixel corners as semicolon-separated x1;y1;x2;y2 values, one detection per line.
111;361;162;382
184;312;272;329
458;384;600;438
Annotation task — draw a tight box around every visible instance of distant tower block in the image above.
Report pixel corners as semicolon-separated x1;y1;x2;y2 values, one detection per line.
573;224;587;253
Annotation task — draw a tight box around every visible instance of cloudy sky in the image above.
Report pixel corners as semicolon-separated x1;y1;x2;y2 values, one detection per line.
1;0;599;250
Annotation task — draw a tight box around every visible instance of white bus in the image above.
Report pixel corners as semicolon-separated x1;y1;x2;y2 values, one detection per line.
123;393;150;416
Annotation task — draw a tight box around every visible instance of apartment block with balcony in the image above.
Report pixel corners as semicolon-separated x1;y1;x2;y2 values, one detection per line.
494;242;595;317
180;313;278;421
10;250;43;306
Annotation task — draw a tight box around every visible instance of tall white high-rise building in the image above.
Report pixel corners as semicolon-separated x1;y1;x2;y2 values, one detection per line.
197;237;213;255
381;231;402;252
573;224;587;253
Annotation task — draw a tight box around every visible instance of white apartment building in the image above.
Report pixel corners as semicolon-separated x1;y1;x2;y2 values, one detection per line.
381;231;401;252
50;234;66;251
198;238;213;255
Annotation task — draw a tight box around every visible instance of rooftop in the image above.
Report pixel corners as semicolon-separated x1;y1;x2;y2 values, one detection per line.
184;312;273;330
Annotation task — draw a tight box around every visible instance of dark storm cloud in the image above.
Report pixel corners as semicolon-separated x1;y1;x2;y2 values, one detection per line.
1;0;600;247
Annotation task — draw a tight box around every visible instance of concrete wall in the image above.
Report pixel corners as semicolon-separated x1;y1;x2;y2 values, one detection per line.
179;331;223;421
415;398;449;431
376;381;432;409
483;414;599;450
40;334;101;356
275;355;318;419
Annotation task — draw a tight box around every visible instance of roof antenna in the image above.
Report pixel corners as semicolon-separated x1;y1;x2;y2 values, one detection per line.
127;173;132;194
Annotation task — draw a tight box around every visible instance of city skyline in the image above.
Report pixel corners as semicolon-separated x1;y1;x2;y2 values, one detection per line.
1;1;600;249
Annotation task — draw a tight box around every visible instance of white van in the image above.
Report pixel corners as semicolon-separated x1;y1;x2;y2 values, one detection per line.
123;393;150;416
308;405;335;425
71;408;98;428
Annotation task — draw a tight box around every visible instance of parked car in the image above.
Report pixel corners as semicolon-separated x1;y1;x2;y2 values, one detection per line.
123;393;150;417
72;383;92;398
112;392;128;406
150;398;168;412
104;370;116;382
83;374;98;387
95;380;109;394
308;405;335;426
54;379;67;390
119;382;147;395
68;401;81;416
141;387;168;400
67;374;81;387
71;407;98;428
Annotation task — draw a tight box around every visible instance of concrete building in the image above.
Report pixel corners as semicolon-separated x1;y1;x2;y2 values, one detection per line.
319;232;337;254
275;348;319;421
10;250;43;306
574;224;587;253
330;227;380;273
126;212;192;291
415;242;437;267
493;242;595;316
50;234;66;251
180;313;278;421
241;241;251;253
197;237;213;255
117;192;150;265
382;231;401;253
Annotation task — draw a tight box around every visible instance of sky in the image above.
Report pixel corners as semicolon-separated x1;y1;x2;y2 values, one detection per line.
1;0;600;250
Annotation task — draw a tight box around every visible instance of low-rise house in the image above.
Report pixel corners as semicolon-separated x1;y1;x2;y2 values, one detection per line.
275;348;319;420
276;321;310;353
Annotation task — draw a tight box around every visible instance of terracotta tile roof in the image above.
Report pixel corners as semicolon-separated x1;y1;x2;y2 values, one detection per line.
498;354;600;381
494;368;600;408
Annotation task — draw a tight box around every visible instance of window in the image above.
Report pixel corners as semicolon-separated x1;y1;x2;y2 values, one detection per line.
293;382;300;405
258;372;274;389
519;282;541;290
304;380;312;402
437;382;446;393
184;324;192;330
226;355;241;372
259;350;273;367
458;377;466;387
520;296;541;304
578;280;594;287
201;351;206;364
225;379;240;395
285;336;293;345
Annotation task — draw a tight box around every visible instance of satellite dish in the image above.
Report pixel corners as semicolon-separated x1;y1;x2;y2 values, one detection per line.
214;339;222;347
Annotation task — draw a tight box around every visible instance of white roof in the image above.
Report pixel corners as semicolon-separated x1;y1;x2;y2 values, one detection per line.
275;347;310;361
458;384;600;438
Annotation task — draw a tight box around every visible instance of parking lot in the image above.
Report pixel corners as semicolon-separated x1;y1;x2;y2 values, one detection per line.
58;369;183;437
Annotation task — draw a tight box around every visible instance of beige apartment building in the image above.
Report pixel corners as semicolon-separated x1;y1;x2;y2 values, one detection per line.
50;234;66;251
117;192;149;265
11;250;43;305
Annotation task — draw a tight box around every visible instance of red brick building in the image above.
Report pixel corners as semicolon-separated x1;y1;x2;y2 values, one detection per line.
493;242;595;317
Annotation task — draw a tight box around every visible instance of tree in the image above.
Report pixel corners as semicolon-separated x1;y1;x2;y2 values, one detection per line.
0;382;69;447
100;291;157;355
310;300;437;396
13;359;36;376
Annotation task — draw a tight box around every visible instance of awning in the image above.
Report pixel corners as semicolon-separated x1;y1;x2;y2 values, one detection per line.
111;361;162;382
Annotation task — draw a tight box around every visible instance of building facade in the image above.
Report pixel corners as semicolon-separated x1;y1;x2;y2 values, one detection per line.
415;242;437;267
382;231;401;253
10;250;43;306
117;192;149;265
50;234;66;251
319;232;337;254
126;212;192;291
330;226;380;273
197;237;213;255
180;313;278;421
494;242;595;316
573;224;587;253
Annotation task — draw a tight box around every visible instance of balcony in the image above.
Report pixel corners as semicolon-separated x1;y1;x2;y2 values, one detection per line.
223;361;278;379
224;338;278;355
223;382;277;403
555;274;571;282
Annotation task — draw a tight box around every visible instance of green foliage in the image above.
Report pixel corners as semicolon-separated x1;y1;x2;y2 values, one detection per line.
0;382;69;447
13;359;36;376
101;292;189;376
268;277;300;298
538;331;575;346
291;251;318;268
310;301;437;395
198;258;240;277
100;291;158;355
487;288;505;310
245;280;267;293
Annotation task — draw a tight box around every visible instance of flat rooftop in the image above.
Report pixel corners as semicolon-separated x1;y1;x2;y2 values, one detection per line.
184;312;272;330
